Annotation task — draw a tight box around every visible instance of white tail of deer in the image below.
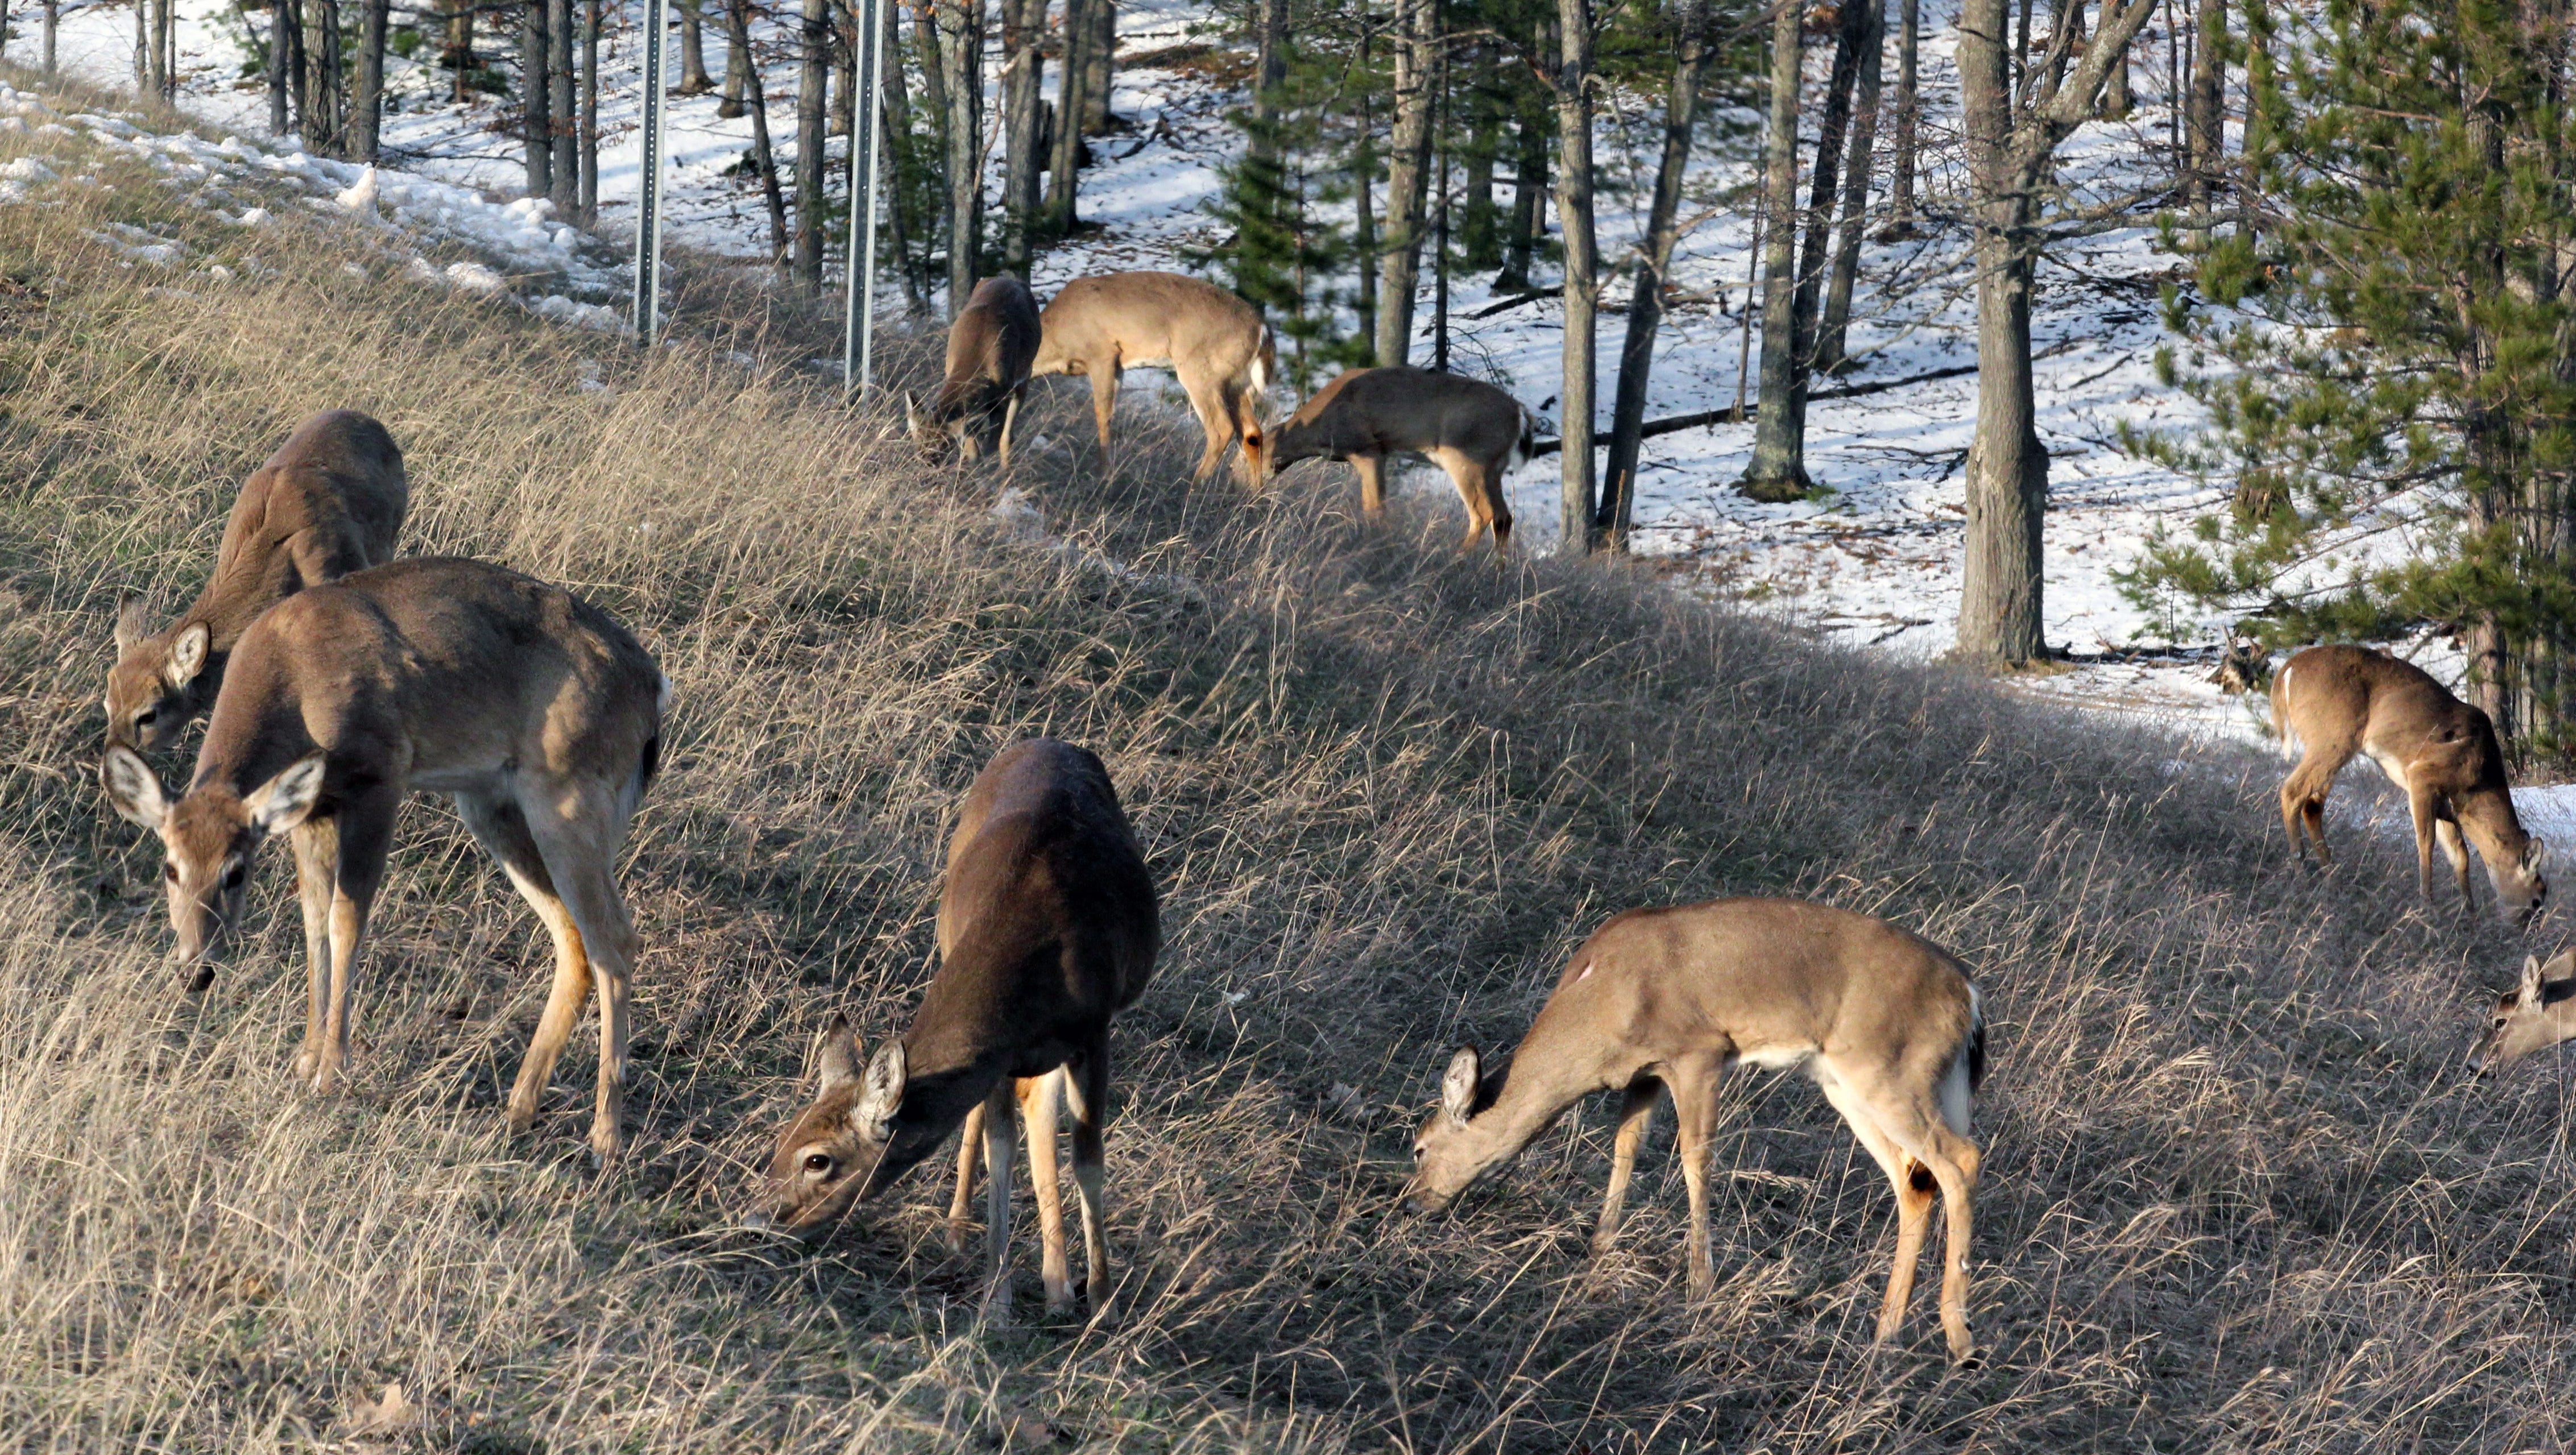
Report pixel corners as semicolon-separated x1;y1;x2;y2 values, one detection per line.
2274;644;2548;925
105;409;407;753
907;274;1042;467
756;738;1161;1324
1403;897;1986;1362
1029;270;1274;484
1268;366;1537;554
100;556;668;1162
2469;948;2576;1073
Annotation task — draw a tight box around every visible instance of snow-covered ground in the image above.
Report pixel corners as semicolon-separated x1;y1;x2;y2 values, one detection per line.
0;0;2334;748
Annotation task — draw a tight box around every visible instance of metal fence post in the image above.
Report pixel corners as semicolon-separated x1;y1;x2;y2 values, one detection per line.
843;0;886;402
633;0;673;345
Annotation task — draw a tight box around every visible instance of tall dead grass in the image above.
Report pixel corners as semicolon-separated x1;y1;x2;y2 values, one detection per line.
2;85;2574;1454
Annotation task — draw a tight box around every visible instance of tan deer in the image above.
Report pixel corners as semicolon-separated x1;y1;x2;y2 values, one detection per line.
2274;644;2548;925
1029;270;1275;484
105;409;408;753
906;274;1042;467
1403;897;1987;1362
1269;366;1538;554
100;556;669;1162
755;737;1161;1324
2467;947;2576;1073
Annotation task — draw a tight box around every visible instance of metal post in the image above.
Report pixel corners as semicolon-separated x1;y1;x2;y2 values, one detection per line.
634;0;673;345
844;0;887;400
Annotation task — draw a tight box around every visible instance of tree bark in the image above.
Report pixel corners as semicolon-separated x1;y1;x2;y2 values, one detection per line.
1001;0;1047;270
550;0;578;212
522;0;550;193
1884;0;1918;236
271;0;297;135
1554;0;1598;552
1080;0;1113;132
1740;0;1810;500
1355;30;1378;346
1500;77;1546;289
794;0;832;287
730;0;792;266
878;0;931;310
304;0;343;155
1818;0;1886;373
1046;0;1091;232
581;0;601;221
680;0;715;92
1600;0;1708;548
937;0;985;312
719;0;753;117
2185;0;2223;244
354;0;390;161
1374;0;1438;366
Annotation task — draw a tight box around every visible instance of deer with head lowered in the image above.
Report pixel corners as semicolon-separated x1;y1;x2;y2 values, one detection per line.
1269;366;1537;554
100;556;669;1161
106;409;407;755
906;275;1042;467
1404;897;1987;1362
1030;270;1274;484
756;737;1159;1324
2274;644;2548;926
2468;947;2576;1074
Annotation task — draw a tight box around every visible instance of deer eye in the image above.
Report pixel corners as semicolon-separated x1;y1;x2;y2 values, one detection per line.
221;863;246;890
133;709;156;729
802;1152;835;1177
161;863;177;884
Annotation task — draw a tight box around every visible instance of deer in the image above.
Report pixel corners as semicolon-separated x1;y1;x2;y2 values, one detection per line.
906;274;1042;467
2468;947;2576;1074
99;556;669;1162
1029;270;1275;485
1269;366;1538;556
105;408;408;754
1403;897;1987;1363
755;739;1159;1322
2273;644;2549;926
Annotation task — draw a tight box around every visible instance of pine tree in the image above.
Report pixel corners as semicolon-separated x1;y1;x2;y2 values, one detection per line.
2124;0;2576;760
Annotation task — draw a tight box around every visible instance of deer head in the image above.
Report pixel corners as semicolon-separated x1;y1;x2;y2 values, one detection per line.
754;1016;908;1237
2470;950;2576;1073
100;745;325;987
1402;1044;1506;1213
104;603;212;752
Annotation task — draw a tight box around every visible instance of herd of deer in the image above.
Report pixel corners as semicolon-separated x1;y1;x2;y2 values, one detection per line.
81;322;2576;1365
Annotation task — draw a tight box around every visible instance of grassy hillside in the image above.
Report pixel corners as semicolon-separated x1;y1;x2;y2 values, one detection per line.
1;81;2570;1454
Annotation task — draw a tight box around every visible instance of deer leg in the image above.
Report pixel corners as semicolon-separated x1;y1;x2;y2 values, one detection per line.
313;789;395;1095
1232;378;1268;486
1065;1039;1112;1317
1665;1055;1723;1298
1020;1070;1074;1312
458;791;590;1139
289;816;338;1084
1432;448;1490;553
2407;780;2444;905
997;391;1021;471
946;1102;984;1254
1186;379;1233;483
1869;1092;1982;1363
521;782;643;1163
1819;1075;1932;1346
979;1078;1020;1325
1089;366;1120;464
1483;461;1514;557
1594;1075;1662;1255
2437;814;2475;910
1352;455;1388;517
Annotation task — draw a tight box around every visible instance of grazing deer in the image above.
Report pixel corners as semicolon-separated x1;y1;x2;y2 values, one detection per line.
1269;366;1538;555
1404;898;1986;1362
2274;644;2548;925
100;556;669;1162
756;737;1160;1324
2468;947;2576;1073
1029;270;1275;484
105;409;407;753
907;275;1042;467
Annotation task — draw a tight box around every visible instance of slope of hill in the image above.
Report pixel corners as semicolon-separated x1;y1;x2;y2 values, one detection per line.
2;71;2573;1455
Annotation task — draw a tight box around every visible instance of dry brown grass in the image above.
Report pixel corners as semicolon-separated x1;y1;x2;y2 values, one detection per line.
3;83;2575;1454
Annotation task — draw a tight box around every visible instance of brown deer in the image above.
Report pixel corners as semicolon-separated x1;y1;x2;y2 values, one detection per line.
2467;947;2576;1073
906;275;1042;467
105;409;407;753
1403;898;1986;1362
2273;644;2548;925
1029;271;1274;484
755;737;1160;1324
100;556;669;1162
1269;366;1537;555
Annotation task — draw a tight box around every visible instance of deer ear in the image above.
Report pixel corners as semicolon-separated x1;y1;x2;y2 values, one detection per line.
2523;955;2548;1001
113;596;150;655
101;745;169;831
245;752;326;836
903;392;923;434
1440;1046;1481;1126
2527;838;2550;874
814;1014;863;1095
164;622;210;687
852;1040;906;1142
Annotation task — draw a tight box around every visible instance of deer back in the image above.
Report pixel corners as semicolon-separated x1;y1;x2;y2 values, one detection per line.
1032;271;1266;381
1273;366;1529;469
929;275;1042;424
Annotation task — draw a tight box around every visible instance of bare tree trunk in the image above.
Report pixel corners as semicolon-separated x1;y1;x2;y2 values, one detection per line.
1000;0;1046;270
878;0;931;309
1817;0;1885;374
1374;0;1437;366
1046;0;1091;232
730;0;792;266
719;0;752;118
581;0;602;221
1355;30;1378;345
272;0;296;134
1740;0;1810;500
40;0;54;79
794;0;831;287
138;0;159;98
522;0;551;193
680;0;715;92
1554;0;1597;552
1080;0;1113;132
304;0;343;155
2185;0;2223;244
1793;0;1866;372
2102;2;2131;115
550;0;578;211
354;0;389;160
1601;0;1708;548
1883;0;1918;236
937;0;985;312
834;0;856;135
1500;78;1544;289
